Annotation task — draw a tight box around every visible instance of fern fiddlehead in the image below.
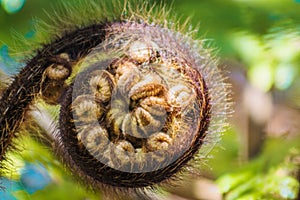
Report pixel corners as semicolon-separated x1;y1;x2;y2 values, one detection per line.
0;1;230;199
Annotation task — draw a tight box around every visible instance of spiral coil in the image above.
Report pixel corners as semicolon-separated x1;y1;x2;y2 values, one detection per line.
0;1;230;199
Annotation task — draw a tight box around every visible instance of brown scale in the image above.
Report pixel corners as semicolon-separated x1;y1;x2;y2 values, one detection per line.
71;95;104;123
41;53;73;104
77;124;110;156
89;70;116;103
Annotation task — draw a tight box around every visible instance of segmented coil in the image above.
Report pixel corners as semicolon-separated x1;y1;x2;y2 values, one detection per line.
0;1;229;199
56;21;211;188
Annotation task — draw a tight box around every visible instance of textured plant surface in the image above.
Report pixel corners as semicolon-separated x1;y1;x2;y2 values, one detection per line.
0;1;230;199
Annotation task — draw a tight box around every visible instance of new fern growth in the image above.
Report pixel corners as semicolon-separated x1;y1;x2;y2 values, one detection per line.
0;1;230;199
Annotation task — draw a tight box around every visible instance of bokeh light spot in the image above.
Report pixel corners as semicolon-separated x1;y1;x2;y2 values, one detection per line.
1;0;26;14
275;63;296;90
248;62;274;92
279;178;299;199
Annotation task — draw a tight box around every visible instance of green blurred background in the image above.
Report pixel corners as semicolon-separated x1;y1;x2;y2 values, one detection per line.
0;0;300;199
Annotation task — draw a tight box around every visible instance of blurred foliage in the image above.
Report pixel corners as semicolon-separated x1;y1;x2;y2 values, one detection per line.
1;136;100;200
217;148;300;200
0;0;300;199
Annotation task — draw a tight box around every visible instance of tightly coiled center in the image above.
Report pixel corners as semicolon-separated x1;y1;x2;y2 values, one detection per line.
56;22;211;187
